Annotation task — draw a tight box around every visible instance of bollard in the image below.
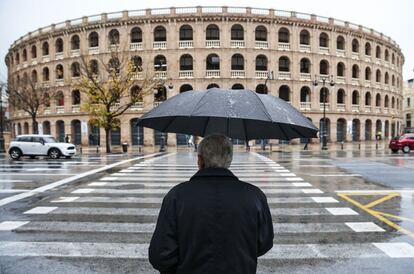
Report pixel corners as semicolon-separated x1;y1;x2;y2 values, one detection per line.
270;144;273;152
358;143;361;150
341;142;344;150
79;146;82;154
376;142;378;150
96;145;99;154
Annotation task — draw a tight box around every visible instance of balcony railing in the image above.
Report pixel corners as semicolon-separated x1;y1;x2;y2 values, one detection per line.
153;101;163;107
230;40;245;48
299;44;311;52
352;104;359;112
300;102;311;110
132;72;143;80
56;78;64;85
300;73;311;81
375;106;381;113
352;52;359;59
319;103;330;111
336;76;345;84
56;106;65;113
337;103;345;111
43;107;51;114
72;105;80;113
365;80;371;87
278;72;291;80
364;55;371;62
55;52;64;60
179;70;194;78
365;106;372;113
179;41;193;48
319;47;329;54
384;107;389;114
131;102;144;110
43;81;50;88
278;42;290;51
205;40;220;48
255;41;268;49
42;55;50;62
70;49;80;57
351;78;359;85
255;71;268;79
153;41;167;49
231;70;245;78
155;71;167;79
130;42;143;50
336;49;345;57
88;47;99;54
31;60;38;65
206;70;220;78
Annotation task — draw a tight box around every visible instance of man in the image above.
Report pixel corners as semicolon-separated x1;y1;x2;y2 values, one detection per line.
149;134;274;274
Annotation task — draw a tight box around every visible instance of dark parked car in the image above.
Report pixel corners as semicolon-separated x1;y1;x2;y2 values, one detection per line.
389;134;414;153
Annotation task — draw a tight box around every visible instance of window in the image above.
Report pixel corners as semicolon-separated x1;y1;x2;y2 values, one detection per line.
376;94;381;107
255;26;267;41
300;30;310;45
109;29;120;45
320;87;329;103
352;39;359;53
278;28;289;43
89;32;99;47
207;83;219;89
365;42;371;56
256;84;267;94
376;46;381;59
376;69;381;83
154;26;167;42
385;72;389;84
71;35;80;50
231;54;244;70
231;84;244;90
108;57;120;73
255;55;267;71
179;25;193;41
407;98;410;107
319;33;329;47
17;136;32;142
154;55;167;71
31;70;38;83
72;90;81;105
337;89;345;104
71;62;80;77
206;54;220;70
365;67;371;80
180;84;193;93
206;24;219;40
337;63;345;77
42;67;49;81
131;27;142;43
300;86;311;102
42;42;49;56
55;38;64;53
15;52;20;64
385;49;389;61
279;56;290;72
352;90;359;104
300;58;310;73
22;49;27;62
131;56;142;72
179;54;193;71
336;36;345;50
89;60;99;75
56;91;64;106
56;64;64;79
352;65;359;78
320;60;329;75
365;92;372;105
279;85;290;101
231;24;244;40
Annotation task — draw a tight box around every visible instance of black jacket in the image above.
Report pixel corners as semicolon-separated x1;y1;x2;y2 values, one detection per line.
149;167;274;274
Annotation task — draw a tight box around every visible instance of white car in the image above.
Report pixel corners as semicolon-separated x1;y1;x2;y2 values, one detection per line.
8;134;76;160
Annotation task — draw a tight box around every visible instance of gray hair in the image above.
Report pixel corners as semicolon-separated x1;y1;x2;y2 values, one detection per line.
198;134;233;168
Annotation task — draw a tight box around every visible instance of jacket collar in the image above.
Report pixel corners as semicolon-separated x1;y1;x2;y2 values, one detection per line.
190;167;238;180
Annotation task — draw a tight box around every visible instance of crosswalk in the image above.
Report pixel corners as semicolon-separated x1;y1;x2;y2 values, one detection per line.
1;151;414;273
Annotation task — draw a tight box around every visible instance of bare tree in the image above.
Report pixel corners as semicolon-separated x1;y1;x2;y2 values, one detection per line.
76;40;165;153
6;72;55;134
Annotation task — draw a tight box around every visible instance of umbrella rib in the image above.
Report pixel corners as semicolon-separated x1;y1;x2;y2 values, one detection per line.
251;91;274;122
201;116;210;137
243;119;249;141
189;89;211;117
161;116;177;132
277;122;289;141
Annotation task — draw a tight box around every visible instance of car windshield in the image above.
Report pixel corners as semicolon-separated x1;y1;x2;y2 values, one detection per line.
43;137;58;143
399;136;407;140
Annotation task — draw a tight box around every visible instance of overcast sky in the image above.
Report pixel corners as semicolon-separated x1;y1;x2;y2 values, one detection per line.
0;0;413;83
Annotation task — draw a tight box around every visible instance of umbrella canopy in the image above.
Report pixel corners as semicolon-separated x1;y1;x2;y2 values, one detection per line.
137;88;318;140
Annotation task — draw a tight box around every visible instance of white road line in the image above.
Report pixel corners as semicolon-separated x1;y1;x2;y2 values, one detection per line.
0;189;30;193
373;242;414;258
0;173;78;176
273;222;384;233
24;206;58;214
336;189;414;194
71;188;323;195
112;173;294;178
0;179;32;183
326;207;359;215
2;241;411;259
0;153;170;207
50;196;340;204
311;174;362;177
345;222;385;232
292;183;313;187
99;177;305;182
0;221;29;231
86;182;313;188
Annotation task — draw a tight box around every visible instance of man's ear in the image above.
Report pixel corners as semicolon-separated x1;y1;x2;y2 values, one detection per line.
198;155;204;169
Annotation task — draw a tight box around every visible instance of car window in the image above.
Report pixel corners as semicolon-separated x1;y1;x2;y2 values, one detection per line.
18;136;32;142
32;137;43;143
43;137;57;143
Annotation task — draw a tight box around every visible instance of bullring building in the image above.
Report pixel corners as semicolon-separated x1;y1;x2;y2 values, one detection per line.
5;6;404;147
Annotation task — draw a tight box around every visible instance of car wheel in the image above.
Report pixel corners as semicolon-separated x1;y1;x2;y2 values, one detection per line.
48;148;61;159
391;149;398;153
9;148;22;160
402;145;410;154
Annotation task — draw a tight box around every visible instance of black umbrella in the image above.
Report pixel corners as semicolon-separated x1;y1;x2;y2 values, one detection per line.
137;88;318;140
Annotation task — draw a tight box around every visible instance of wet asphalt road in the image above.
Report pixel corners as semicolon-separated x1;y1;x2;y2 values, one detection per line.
1;146;414;274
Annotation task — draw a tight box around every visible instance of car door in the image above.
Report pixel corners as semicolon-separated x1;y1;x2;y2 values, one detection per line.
31;136;46;155
18;136;33;155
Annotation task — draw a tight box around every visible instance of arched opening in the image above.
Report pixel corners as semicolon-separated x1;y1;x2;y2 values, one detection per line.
31;45;37;59
180;84;193;93
385;120;390;138
365;120;372;140
365;67;371;80
56;91;64;106
337;89;345;104
256;84;267;94
278;27;289;43
56;120;65;142
31;70;38;83
206;54;220;70
71;62;80;78
108;57;120;74
231;83;244;90
376;94;381;107
279;85;290;102
255;26;267;41
352;39;359;53
89;32;99;47
154;55;167;71
231;54;244;70
376;120;382;139
352;65;359;78
320;60;329;75
385;49;389;61
179;25;193;41
72;90;81;105
130;85;142;103
154;130;167;145
255;55;267;71
300;58;311;73
337;118;346;142
89;121;100;146
352;90;359;105
336;36;345;50
278;56;290;72
337;62;345;77
319;118;331;142
131;27;142;43
17;123;22;135
300;30;310;45
42;121;51;135
385;72;389;84
206;24;219;40
71;120;82;145
376;46;381;59
55;38;64;53
300;86;311;102
365;42;371;56
320;87;329;103
89;59;99;75
22;49;27;62
385;95;389;108
130;118;144;146
131;56;142;72
231;24;244;40
111;119;121;146
154;86;167;102
23;122;29;134
55;64;64;79
319;32;329;47
207;83;219;89
365;92;372;106
180;54;193;71
108;29;120;45
71;35;80;50
376;69;381;83
352;119;361;141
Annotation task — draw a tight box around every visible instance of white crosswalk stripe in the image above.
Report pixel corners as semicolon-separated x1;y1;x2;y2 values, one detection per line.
3;151;414;265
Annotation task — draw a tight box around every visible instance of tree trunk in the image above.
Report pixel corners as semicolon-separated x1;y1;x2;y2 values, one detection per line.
105;127;111;153
31;115;38;134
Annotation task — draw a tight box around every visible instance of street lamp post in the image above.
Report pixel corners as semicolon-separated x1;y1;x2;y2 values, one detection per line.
313;75;335;150
262;71;274;150
0;85;5;153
